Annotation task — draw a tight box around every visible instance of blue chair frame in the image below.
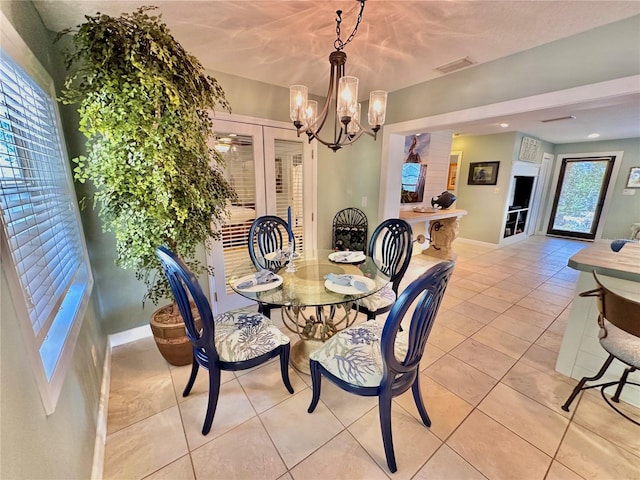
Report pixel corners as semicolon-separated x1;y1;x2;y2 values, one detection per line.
358;218;413;320
247;215;294;318
308;261;455;472
156;246;294;435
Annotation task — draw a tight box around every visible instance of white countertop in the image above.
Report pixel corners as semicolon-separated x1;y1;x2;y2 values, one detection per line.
399;208;467;224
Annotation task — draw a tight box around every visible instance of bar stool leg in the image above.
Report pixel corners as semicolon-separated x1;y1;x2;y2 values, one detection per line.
562;354;615;412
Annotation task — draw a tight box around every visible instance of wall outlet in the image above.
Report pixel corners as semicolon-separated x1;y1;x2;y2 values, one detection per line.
361;196;367;207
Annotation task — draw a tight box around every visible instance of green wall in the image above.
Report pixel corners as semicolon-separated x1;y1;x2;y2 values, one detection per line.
0;2;107;479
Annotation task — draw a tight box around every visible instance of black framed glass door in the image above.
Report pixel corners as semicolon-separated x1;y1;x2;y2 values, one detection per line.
547;156;615;240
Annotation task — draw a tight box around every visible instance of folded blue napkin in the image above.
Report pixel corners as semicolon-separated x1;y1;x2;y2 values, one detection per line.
237;270;278;289
324;273;369;292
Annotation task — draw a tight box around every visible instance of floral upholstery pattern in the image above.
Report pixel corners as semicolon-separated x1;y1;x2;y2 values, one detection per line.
213;307;290;362
357;284;396;312
309;322;408;387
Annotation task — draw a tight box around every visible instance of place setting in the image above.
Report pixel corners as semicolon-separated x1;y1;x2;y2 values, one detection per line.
328;250;366;264
323;272;375;295
233;269;283;292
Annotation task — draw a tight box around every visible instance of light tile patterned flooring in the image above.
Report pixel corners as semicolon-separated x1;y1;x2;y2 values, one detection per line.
104;236;640;480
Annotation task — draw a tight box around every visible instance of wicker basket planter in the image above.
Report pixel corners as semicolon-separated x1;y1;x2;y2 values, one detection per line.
150;303;201;366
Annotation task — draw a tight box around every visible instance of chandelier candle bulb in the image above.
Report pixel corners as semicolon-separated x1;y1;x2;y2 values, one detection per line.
337;76;359;123
368;90;387;128
305;100;318;129
347;103;362;136
289;85;308;127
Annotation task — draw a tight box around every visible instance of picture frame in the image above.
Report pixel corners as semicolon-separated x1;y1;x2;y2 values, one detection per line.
626;166;640;188
468;161;500;185
447;151;462;190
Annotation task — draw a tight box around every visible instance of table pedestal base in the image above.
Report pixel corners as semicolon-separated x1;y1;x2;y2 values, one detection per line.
423;217;460;260
290;339;323;375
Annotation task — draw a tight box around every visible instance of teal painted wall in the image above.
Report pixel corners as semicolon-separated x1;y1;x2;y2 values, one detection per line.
0;2;107;479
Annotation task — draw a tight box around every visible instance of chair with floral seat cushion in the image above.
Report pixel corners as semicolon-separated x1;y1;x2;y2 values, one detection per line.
561;271;640;425
248;215;294;318
308;261;455;473
156;246;294;435
357;218;413;321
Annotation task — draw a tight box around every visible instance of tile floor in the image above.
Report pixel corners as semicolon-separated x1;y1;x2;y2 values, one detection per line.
103;235;640;480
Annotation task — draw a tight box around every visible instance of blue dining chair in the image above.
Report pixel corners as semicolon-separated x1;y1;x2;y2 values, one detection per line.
357;218;413;320
156;246;294;435
247;215;295;318
308;260;455;472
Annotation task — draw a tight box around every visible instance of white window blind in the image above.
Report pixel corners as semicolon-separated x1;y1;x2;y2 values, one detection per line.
0;45;92;413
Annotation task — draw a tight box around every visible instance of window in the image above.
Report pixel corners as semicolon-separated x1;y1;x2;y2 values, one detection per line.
0;21;93;414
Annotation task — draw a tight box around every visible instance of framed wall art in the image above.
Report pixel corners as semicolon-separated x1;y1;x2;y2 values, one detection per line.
468;161;500;185
626;166;640;188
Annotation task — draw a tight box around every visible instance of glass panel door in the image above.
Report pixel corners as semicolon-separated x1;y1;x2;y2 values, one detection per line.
547;156;614;240
207;121;265;313
208;122;315;313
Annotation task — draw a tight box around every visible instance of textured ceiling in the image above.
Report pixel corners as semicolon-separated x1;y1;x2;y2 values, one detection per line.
33;0;640;143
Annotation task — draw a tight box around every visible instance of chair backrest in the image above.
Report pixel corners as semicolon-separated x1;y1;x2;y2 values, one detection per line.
580;272;640;338
380;260;455;384
368;218;413;293
248;215;294;271
156;246;218;360
332;207;368;251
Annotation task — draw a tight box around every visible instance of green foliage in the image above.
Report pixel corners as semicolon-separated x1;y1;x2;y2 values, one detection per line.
57;6;236;304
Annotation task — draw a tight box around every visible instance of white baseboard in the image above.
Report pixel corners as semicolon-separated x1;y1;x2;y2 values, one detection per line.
108;324;153;348
91;346;111;480
454;237;501;249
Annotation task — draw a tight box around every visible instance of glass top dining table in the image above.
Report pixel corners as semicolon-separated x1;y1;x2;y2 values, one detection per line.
228;249;390;373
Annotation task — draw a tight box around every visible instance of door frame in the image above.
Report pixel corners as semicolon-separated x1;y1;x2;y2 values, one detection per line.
206;112;317;313
542;151;623;241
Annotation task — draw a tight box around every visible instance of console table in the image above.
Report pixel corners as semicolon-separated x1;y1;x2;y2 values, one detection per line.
399;208;468;260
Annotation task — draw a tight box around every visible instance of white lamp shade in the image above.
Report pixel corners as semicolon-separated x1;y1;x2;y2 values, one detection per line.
289;85;308;123
368;90;387;126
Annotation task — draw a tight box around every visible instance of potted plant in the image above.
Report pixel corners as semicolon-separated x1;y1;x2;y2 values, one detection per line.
58;6;236;364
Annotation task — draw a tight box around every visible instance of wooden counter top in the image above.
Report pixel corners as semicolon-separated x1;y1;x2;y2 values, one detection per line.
568;242;640;282
399;208;468;224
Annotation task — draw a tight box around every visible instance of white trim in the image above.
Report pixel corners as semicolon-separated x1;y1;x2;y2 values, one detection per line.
453;237;502;249
91;346;111;480
379;75;640;224
108;324;152;348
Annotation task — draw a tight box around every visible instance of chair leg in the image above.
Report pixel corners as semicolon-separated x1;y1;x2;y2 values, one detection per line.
411;375;431;427
378;392;397;473
259;303;271;319
280;344;294;394
183;355;199;397
562;354;615;412
202;367;221;435
307;360;322;413
611;366;636;403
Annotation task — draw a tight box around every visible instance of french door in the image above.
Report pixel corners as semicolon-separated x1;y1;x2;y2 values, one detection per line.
206;118;316;313
547;155;615;240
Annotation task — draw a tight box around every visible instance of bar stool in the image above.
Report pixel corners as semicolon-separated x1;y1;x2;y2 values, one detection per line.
561;271;640;425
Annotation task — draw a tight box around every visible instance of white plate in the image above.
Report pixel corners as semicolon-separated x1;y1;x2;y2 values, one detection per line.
328;251;366;264
324;275;376;295
234;274;283;292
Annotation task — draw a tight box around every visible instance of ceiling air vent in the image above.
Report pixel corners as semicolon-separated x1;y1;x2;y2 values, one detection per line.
435;57;475;74
541;115;576;123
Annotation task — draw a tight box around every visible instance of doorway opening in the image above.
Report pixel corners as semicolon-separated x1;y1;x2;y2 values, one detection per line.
547;156;615;240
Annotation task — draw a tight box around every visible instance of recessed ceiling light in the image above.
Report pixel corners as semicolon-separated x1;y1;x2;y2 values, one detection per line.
499;123;510;128
587;133;601;139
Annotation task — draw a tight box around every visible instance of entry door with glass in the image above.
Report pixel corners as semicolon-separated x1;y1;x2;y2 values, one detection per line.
207;119;315;313
547;156;615;240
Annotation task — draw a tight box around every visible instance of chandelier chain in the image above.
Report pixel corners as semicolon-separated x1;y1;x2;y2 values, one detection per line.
334;0;365;51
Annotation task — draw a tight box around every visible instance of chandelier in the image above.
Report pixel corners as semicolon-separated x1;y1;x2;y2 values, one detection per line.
289;0;387;152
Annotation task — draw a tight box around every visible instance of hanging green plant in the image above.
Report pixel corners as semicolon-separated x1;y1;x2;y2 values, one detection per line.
57;6;236;305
